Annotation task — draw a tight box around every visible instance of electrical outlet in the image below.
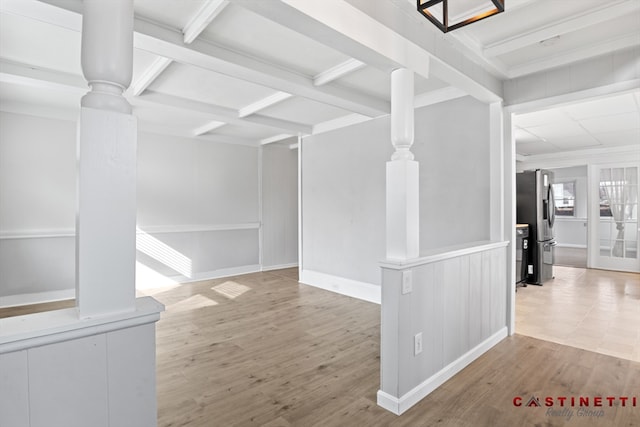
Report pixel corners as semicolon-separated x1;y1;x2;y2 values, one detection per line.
414;332;423;356
402;270;412;294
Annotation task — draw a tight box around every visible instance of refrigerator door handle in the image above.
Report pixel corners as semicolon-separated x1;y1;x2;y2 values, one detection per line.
547;184;556;228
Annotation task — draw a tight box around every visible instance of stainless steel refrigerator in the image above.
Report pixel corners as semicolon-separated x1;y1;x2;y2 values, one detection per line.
516;169;556;285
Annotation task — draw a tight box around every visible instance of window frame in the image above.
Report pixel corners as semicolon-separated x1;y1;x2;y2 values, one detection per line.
552;180;577;218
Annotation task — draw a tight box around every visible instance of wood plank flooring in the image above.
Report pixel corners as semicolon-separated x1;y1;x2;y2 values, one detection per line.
2;268;639;426
143;268;639;427
0;298;74;318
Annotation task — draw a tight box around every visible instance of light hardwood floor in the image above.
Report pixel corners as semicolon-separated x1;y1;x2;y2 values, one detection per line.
2;268;639;426
143;268;639;427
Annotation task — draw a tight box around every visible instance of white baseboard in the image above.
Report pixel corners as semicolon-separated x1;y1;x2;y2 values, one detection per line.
377;327;508;415
168;264;262;284
261;263;298;272
0;289;75;308
299;269;381;304
2;265;269;307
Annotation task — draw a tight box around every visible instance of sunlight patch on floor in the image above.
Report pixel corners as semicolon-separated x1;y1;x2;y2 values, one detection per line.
212;281;251;299
166;294;218;313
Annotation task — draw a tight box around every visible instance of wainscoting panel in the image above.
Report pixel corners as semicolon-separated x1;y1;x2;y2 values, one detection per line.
378;241;509;415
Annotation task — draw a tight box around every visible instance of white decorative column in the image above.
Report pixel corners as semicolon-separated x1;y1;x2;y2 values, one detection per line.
76;0;136;318
386;68;419;260
378;68;419;414
1;4;162;426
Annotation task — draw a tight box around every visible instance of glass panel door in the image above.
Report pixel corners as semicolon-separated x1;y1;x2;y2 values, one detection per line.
590;164;639;272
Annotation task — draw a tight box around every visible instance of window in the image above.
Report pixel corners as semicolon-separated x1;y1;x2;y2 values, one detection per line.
552;181;575;216
599;186;612;217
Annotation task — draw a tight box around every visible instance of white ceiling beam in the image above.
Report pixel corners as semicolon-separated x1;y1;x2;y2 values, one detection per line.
0;57;313;135
183;0;229;44
484;0;640;58
130;56;172;96
192;120;226;136
231;0;399;73
0;58;86;93
509;33;640;79
2;0;82;31
414;86;467;109
238;113;311;134
0;99;78;122
233;0;501;103
313;58;365;86
446;31;510;79
238;91;292;118
138;91;313;134
140;123;258;147
133;0;229;96
134;21;390;116
312;113;370;135
260;134;294;145
34;0;389;117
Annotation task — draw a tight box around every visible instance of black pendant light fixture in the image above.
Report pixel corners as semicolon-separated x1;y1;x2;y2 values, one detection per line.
417;0;505;33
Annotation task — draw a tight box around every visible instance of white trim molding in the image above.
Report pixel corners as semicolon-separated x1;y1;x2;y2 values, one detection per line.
167;264;262;284
0;289;75;309
299;269;381;304
377;327;508;415
262;263;298;272
0;296;164;354
0;223;261;240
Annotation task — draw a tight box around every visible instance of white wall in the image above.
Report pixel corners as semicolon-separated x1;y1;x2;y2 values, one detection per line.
0;111;285;305
301;96;491;290
0;112;76;301
261;143;298;270
136;131;260;283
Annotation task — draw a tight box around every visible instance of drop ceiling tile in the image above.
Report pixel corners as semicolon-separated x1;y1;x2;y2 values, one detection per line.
562;93;638;120
526;121;588;140
516;141;562;156
545;135;601;150
579;112;640;134
514;109;571;128
593;129;640;147
514;127;543;144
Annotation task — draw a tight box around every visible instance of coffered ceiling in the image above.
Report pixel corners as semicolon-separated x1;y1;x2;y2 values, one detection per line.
0;0;638;155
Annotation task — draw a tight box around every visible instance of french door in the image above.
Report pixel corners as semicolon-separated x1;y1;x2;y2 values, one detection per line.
588;163;639;272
